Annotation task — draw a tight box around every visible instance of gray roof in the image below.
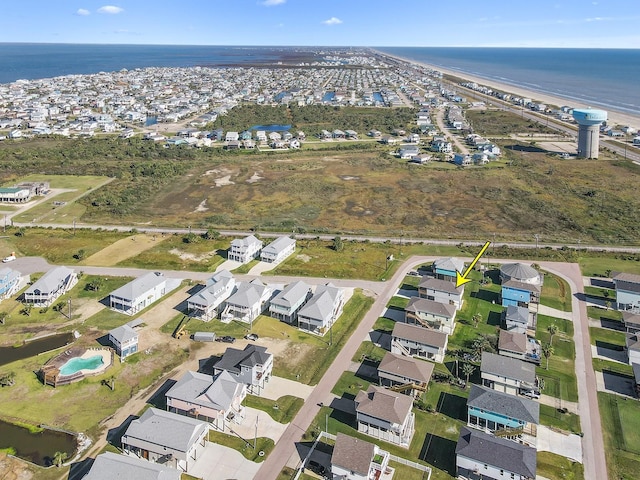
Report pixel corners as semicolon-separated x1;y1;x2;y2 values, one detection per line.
405;297;457;318
109;324;138;343
624;311;640;329
392;322;448;348
188;270;235;308
632;362;640;385
500;263;541;283
226;279;268;308
270;281;311;309
378;352;434;384
262;236;295;256
166;370;241;411
215;344;272;375
498;330;527;354
355;385;413;424
481;352;536;383
433;257;464;273
626;333;640;352
298;283;342;322
84;451;181;480
331;433;375;476
123;408;208;453
231;234;262;249
110;272;165;301
418;277;459;294
613;272;640;293
0;267;20;285
502;279;541;294
505;305;529;325
456;427;536;478
25;266;75;295
467;385;539;424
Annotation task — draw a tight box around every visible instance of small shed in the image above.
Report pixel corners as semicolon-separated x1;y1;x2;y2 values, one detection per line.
193;332;216;342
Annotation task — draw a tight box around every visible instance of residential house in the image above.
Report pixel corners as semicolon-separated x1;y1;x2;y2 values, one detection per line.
430;139;452;153
0;267;22;300
109;271;178;316
166;370;246;431
108;324;139;359
380;135;399;145
269;280;312;324
228;235;263;264
499;263;542;286
221;279;271;324
225;131;239;142
410;153;432;164
377;351;434;397
498;330;541;365
418;277;463;310
354;385;415;446
454;154;473;166
391;322;448;363
213;344;273;395
84;452;181;480
398;145;419;159
456;427;536;480
623;311;640;333
503;305;535;334
480;352;538;396
297;283;344;334
187;270;236;321
260;236;296;264
432;257;464;282
345;130;358;139
121;408;208;473
331;433;390;480
23;266;77;307
467;385;539;448
501;280;541;309
404;297;457;334
333;129;346;139
613;272;640;312
626;332;640;367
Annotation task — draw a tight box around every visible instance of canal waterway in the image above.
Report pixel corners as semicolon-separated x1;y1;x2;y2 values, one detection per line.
0;419;76;466
0;332;73;367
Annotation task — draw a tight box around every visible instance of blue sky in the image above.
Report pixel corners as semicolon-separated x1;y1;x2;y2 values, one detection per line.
1;0;639;48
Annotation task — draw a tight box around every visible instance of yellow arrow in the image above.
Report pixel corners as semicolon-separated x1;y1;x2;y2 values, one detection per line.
456;241;491;288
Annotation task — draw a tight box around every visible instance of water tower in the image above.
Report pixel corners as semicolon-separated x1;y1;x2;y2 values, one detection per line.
572;108;607;158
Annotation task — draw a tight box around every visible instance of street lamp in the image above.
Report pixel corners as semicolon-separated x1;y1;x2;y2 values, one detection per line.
534;234;540;250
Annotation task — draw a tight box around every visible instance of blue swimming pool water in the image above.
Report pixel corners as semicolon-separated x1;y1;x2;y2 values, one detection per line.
59;355;104;376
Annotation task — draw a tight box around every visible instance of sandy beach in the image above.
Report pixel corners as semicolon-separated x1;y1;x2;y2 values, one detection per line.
379;51;640;129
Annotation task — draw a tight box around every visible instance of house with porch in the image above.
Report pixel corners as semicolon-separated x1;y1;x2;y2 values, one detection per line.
498;330;541;365
187;270;236;321
108;324;139;359
84;452;181;480
166;370;246;431
467;385;539;448
269;280;312;324
0;267;22;300
432;257;464;282
260;236;296;264
354;385;415;447
213;344;273;395
23;266;78;307
378;351;434;397
297;283;344;335
391;322;448;363
501;280;541;309
109;271;179;316
613;272;640;312
121;408;208;473
456;427;536;480
418;277;464;310
228;235;263;264
480;352;538;396
404;297;457;334
503;305;536;334
221;279;271;324
623;311;640;333
331;433;390;480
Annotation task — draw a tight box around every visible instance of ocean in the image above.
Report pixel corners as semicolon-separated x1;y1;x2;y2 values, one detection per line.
0;43;638;117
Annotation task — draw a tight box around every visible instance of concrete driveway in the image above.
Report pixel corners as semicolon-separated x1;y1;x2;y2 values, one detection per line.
261;376;314;401
189;441;261;480
536;425;583;463
231;407;288;441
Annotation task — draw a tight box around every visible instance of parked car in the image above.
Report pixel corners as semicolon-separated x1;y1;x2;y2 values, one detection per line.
216;336;236;343
244;333;259;341
521;390;540;399
307;460;326;476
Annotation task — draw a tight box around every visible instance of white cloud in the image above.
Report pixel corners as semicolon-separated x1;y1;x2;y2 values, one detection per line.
261;0;286;5
76;8;90;16
97;5;124;14
322;17;343;26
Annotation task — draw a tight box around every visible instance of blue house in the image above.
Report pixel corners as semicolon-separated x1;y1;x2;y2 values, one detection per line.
501;279;540;308
0;267;21;300
432;257;465;282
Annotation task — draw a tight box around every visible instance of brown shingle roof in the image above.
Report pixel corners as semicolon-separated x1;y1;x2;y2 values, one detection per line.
392;322;448;348
498;330;527;354
331;433;375;476
405;297;457;318
378;352;434;384
355;385;413;424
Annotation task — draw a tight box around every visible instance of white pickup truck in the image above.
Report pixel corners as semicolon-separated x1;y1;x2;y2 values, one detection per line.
2;253;16;263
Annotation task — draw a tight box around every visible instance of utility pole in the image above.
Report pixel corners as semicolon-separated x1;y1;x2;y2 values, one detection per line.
68;299;71;319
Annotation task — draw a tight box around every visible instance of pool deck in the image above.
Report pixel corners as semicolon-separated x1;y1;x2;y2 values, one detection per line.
44;346;113;380
72;349;112;376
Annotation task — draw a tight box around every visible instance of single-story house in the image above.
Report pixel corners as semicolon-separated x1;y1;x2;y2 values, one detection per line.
109;271;179;316
355;385;415;447
432;257;464;282
404;297;457;335
331;433;390;480
187;270;236;321
297;283;344;335
467;384;539;448
456;427;536;480
109;324;139;359
269;280;312;324
0;187;31;203
228;235;263;264
23;266;78;307
221;279;272;324
83;452;181;480
260;236;296;264
480;352;538;396
418;277;463;310
378;351;434;397
213;344;273;395
391;322;448;363
121;407;208;473
613;271;640;312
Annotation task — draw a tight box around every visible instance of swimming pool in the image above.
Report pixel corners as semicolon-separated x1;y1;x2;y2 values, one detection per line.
59;355;104;376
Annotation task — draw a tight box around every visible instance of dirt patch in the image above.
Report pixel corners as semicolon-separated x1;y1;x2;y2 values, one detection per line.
168;248;216;262
340;176;360;181
81;234;164;267
214;175;235;187
194;200;209;213
246;171;264;184
296;254;311;263
276;341;315;373
72;298;106;319
0;453;34;480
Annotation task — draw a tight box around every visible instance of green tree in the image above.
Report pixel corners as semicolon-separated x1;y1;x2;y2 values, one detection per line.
74;249;86;260
203;228;220;240
547;324;558;344
472;313;482;328
542;342;554;370
0;371;16;387
332;236;343;252
461;362;476;387
86;277;104;292
53;451;67;467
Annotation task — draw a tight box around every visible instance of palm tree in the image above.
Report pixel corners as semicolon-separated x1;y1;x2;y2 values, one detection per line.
461;362;476;387
53;451;67;467
542;342;554;370
472;313;482;328
447;349;461;378
547;324;558;345
471;334;495;360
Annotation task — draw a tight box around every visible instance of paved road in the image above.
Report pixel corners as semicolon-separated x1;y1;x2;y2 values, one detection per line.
434;105;470;155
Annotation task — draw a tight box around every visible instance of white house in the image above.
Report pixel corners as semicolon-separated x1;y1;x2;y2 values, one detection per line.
187;270;236;321
228;235;263;264
377;351;434;397
269;280;312;324
297;283;344;335
213;344;273;395
331;433;390;480
391;322;448;363
23;266;78;307
613;271;640;312
260;236;296;264
418;277;463;310
221;279;271;324
480;352;538;396
109;272;180;316
84;452;181;480
404;297;457;335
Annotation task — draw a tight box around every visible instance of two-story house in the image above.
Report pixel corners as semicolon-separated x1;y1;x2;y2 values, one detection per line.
260;236;296;264
354;385;415;447
187;270;235;321
213;344;273;395
331;433;390;480
0;267;22;300
503;305;533;334
84;452;181;480
24;266;78;307
404;297;457;335
297;283;344;335
269;280;312;324
480;352;538;396
613;272;640;312
377;351;434;397
108;324;139;359
221;279;272;324
228;235;263;264
501;280;541;309
418;277;464;310
391;322;448;363
432;257;464;282
109;271;181;316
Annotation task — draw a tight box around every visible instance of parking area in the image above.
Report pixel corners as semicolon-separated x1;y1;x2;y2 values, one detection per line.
536;425;583;463
189;441;262;480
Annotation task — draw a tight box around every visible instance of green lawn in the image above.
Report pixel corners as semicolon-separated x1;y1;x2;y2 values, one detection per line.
208;430;274;462
242;395;303;424
232;258;260;274
539;272;572;312
579;256;640;277
331;371;372;397
589;327;626;350
592;358;633;376
352;341;388;363
598;392;640;479
387;296;410;309
587;306;623;323
537;452;584;480
539;404;581;434
584;285;616;303
373;316;396;333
